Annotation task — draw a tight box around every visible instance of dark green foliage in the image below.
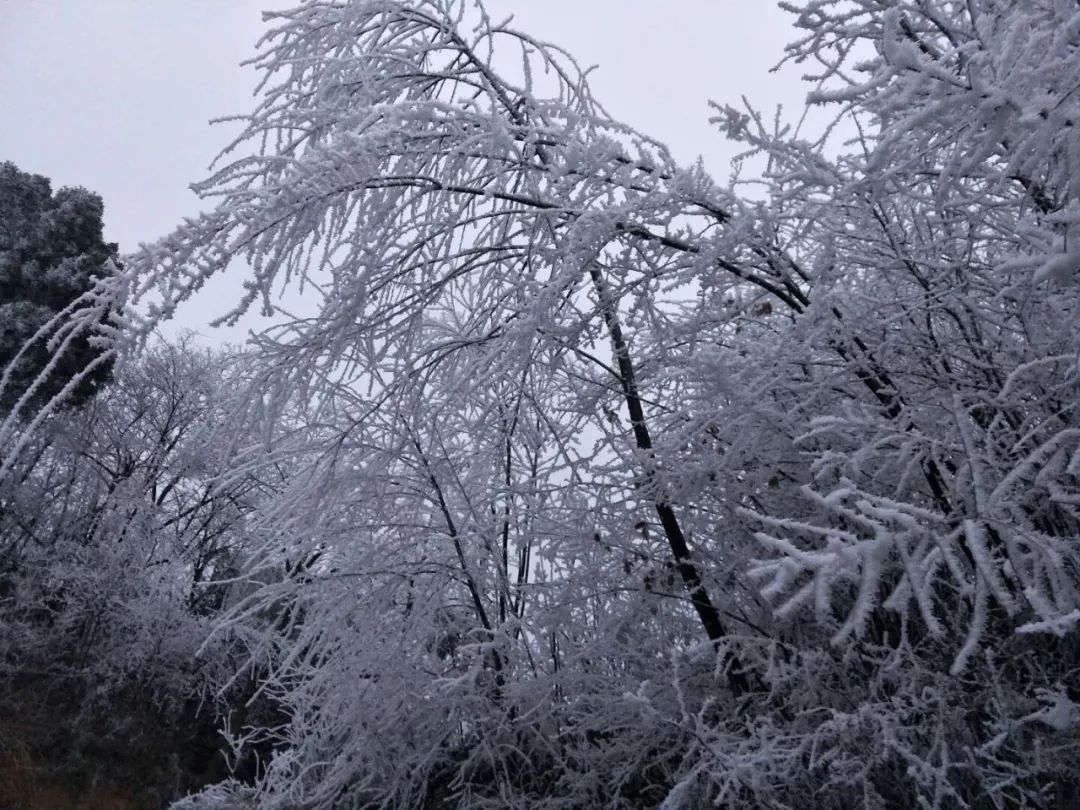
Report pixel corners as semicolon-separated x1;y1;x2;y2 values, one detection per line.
0;161;118;414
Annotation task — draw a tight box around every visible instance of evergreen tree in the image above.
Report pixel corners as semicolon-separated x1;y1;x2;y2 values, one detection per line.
0;161;117;414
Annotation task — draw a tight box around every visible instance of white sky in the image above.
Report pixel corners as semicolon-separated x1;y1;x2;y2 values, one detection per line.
0;1;812;337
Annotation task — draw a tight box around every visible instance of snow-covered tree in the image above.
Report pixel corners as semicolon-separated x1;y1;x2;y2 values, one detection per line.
0;162;118;415
0;338;275;803
708;1;1080;804
7;0;1080;807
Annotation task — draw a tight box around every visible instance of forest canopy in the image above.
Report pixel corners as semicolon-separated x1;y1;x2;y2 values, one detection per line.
2;1;1079;808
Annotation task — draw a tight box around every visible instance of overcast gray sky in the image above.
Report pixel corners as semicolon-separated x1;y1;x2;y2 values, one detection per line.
0;1;810;336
